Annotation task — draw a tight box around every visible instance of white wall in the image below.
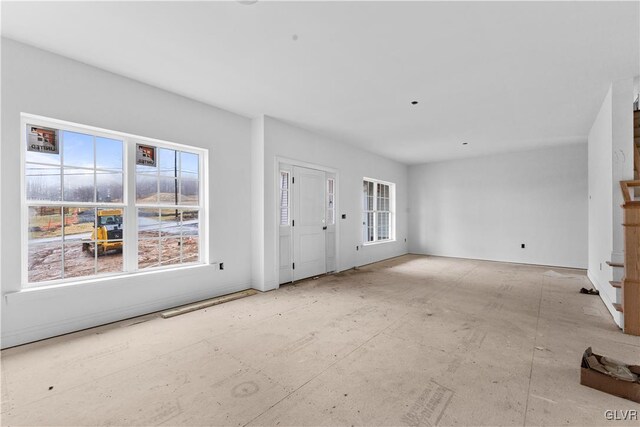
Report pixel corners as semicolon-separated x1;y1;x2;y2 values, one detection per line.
1;39;253;348
251;116;409;291
588;87;614;319
587;79;634;327
408;144;588;269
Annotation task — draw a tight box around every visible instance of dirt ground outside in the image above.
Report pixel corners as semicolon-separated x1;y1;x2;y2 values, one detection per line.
28;237;198;283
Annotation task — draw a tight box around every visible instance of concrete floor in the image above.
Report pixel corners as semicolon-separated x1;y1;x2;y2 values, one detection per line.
2;254;640;426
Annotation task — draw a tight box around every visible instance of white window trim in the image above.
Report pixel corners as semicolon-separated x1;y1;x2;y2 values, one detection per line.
362;177;396;246
20;113;209;288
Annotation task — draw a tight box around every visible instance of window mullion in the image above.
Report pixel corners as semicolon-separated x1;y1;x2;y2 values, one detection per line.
124;138;137;272
60;131;65;203
373;183;378;242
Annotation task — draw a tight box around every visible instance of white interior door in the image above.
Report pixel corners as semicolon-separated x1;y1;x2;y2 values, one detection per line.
293;166;326;281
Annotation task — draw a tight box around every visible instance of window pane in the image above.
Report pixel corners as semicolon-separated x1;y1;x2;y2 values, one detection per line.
136;174;158;203
26;149;61;165
96;208;124;244
63;168;94;202
327;194;335;225
28;207;63;283
63;207;95;241
363;181;374;211
377;212;390;240
26;164;61;201
181;210;199;236
180;178;199;205
138;239;160;270
64;242;96;278
96;171;123;203
182;236;199;263
159;148;177;177
29;206;62;241
362;182;367;211
63;131;94;168
160;209;181;236
363;212;374;242
280;173;289;226
280;189;289;209
180;152;199;175
136;163;156;174
160;237;182;266
28;243;62;283
96;137;123;171
97;242;123;274
138;208;160;239
159;177;179;204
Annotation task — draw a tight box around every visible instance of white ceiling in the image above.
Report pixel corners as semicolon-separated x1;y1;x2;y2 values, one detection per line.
2;1;639;164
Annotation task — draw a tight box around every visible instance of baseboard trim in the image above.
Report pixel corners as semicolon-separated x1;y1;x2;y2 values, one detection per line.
408;252;587;271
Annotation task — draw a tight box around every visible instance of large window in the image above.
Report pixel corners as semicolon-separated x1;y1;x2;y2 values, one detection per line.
22;115;206;287
362;178;395;244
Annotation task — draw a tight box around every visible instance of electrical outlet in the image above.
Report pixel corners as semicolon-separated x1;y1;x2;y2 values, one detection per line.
219;262;224;270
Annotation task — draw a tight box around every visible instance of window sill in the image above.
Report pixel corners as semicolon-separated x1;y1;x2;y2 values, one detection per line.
6;262;211;304
362;239;396;247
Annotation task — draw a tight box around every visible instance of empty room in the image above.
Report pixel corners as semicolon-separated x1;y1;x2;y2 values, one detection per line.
1;1;640;426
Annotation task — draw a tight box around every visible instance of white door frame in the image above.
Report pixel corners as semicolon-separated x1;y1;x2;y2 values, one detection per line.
274;156;340;287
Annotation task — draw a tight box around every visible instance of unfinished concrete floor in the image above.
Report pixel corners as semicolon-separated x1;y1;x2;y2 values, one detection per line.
2;255;640;426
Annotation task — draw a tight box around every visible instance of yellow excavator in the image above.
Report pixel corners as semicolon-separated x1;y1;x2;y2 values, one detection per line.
82;209;123;256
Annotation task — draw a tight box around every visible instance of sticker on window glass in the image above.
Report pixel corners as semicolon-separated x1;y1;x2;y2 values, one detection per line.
136;144;156;167
27;125;59;154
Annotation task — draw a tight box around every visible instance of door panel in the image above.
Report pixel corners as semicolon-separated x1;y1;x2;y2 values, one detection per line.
293;166;326;281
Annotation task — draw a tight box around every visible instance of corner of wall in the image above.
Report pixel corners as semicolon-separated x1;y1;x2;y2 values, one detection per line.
250;116;265;290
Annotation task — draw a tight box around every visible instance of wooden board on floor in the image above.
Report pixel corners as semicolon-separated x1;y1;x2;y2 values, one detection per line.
161;289;258;318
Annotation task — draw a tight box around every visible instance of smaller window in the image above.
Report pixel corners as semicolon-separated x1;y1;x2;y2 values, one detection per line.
327;178;335;225
362;178;395;244
279;171;290;226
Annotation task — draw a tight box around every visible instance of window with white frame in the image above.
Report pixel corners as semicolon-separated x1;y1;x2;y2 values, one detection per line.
23;115;206;286
362;178;394;243
279;171;290;226
327;178;335;225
